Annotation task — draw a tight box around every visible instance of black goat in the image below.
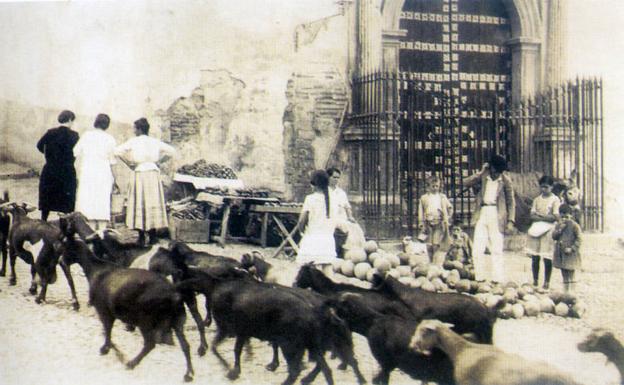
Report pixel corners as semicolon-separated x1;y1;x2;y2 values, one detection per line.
578;329;624;384
0;192;11;279
179;267;341;385
372;274;498;343
293;264;414;320
333;293;455;385
0;202;79;309
60;225;194;382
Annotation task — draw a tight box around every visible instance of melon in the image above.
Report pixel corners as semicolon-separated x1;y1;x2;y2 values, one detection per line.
421;280;436;292
332;259;343;273
396;265;412;277
431;278;445;291
499;303;514;319
456;279;472;293
387;254;401;268
502;288;518;304
524;301;541;317
512;303;525;319
413;276;429;288
523;294;539;303
426;265;443;280
373;257;391;273
386;269;401;280
368;252;382;265
491;285;504;296
364;240;379;254
340;260;355;277
399;276;413;285
354;262;372;280
520;284;535;295
477;283;492;294
504;281;519;289
345;248;368;264
538;297;555;313
555;302;569;317
412;263;429;278
570;302;586;318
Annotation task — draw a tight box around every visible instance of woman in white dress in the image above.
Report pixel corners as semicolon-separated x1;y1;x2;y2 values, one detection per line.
294;170;337;275
114;118;175;245
73;113;117;230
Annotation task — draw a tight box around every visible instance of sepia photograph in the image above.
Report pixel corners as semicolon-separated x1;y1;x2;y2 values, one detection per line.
0;0;623;384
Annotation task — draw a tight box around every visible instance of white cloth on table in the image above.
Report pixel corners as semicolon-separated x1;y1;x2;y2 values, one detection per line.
73;129;117;220
296;192;337;265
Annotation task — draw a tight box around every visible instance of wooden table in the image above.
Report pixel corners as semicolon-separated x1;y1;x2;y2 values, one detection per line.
249;204;302;258
195;193;280;247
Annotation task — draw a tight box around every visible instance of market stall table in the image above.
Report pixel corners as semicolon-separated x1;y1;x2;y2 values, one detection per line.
195;192;280;247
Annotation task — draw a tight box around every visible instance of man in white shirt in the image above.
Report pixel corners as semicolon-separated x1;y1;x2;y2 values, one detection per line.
462;155;516;283
327;167;358;257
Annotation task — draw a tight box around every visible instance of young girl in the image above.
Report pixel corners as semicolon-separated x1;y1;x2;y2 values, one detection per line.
526;175;560;290
293;170;336;276
418;175;453;262
552;204;582;293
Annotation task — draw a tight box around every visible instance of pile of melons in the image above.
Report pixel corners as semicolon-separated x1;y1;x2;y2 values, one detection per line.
332;240;585;319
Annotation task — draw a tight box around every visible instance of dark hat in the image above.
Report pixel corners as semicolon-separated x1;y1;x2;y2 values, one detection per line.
489;154;508;173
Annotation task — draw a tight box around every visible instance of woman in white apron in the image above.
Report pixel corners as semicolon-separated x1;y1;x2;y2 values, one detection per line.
293;170;337;276
114;118;175;245
73;114;117;230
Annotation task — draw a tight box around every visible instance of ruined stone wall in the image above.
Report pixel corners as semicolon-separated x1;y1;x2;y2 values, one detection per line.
0;99;132;170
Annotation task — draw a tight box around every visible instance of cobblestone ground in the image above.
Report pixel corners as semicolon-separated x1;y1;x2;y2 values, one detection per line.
0;177;621;385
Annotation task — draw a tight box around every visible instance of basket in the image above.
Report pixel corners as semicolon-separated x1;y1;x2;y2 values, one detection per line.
168;215;212;243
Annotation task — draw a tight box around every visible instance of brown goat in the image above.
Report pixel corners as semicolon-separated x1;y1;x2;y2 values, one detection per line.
578;329;624;384
410;320;582;385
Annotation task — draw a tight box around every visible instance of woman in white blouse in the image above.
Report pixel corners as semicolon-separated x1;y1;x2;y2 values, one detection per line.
114;118;175;245
73;113;118;230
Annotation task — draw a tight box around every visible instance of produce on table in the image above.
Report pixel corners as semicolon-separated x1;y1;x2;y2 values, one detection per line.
177;159;238;179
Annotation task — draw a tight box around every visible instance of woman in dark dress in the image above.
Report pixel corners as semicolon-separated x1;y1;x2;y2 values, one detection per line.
37;110;80;221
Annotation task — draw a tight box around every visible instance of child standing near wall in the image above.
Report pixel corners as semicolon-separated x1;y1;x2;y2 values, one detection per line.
526;175;560;290
552;204;582;293
418;175;453;263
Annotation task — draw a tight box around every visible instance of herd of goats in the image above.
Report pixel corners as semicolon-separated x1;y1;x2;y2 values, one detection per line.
0;194;623;385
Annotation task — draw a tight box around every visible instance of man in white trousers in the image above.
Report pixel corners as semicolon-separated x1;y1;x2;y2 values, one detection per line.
463;155;516;283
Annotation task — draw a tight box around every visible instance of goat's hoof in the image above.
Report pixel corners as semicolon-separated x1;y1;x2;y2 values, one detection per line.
35;297;44;304
29;287;37;295
226;369;240;380
183;374;193;382
100;346;111;355
126;360;138;370
265;362;278;372
9;279;16;286
197;346;207;357
72;302;80;311
0;269;5;276
337;362;348;371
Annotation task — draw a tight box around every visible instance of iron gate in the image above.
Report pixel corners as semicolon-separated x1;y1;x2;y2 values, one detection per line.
350;74;604;239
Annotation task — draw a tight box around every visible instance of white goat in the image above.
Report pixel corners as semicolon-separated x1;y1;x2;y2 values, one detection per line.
409;319;583;385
